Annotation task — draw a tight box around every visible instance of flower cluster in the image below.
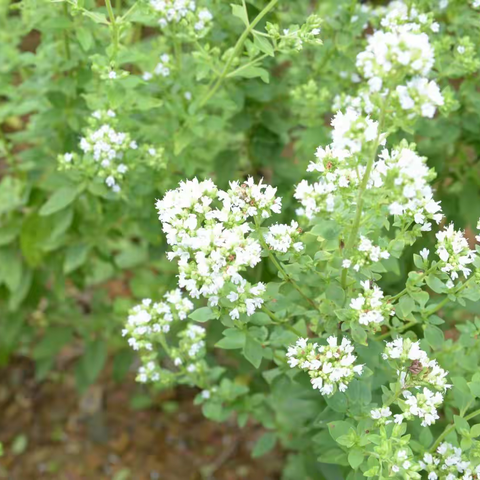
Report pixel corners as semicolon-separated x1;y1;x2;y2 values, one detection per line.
294;140;382;219
349;281;394;328
156;177;281;317
143;53;171;81
436;224;476;283
377;1;440;35
226;280;266;319
174;324;206;367
331;108;380;153
382;338;449;427
286;337;364;396
264;221;304;254
377;145;443;231
398;388;443;427
266;15;322;52
390;448;422;477
343;235;390;272
396;77;444;118
122;289;194;351
382;338;450;391
356;27;435;92
149;0;213;32
419;443;480;479
370;406;393;425
59;110;164;192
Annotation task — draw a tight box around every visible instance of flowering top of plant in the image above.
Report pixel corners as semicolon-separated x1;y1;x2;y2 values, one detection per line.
122;289;194;351
286;337;364;396
419;443;480;479
155;177;281;316
349;281;394;328
436;224;476;282
59;110;164;192
383;337;450;391
148;0;213;33
377;144;443;231
356;27;435;91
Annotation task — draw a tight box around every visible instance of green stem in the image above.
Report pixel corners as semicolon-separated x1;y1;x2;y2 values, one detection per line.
198;0;278;108
340;93;391;289
115;0;121;14
0;129;15;167
376;320;417;341
63;3;71;61
423;277;472;318
105;0;119;61
261;306;303;337
430;407;480;452
226;53;269;78
158;334;172;356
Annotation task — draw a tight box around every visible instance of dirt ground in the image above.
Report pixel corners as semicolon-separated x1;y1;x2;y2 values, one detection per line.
0;359;283;480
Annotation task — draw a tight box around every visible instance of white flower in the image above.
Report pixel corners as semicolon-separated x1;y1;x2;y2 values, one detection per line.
287;336;363;396
420;248;430;261
383;338;451;392
435;224;476;282
264;221;303;253
350;282;393;327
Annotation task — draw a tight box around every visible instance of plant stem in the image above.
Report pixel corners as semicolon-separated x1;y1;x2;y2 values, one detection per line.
226;53;269;78
254;218;319;311
430;407;480;452
261;306;303;337
340;93;391;289
105;0;119;61
198;0;278;108
63;3;71;61
376;320;417;341
423;277;472;318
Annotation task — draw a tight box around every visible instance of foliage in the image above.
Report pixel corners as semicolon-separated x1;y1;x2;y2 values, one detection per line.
3;0;480;478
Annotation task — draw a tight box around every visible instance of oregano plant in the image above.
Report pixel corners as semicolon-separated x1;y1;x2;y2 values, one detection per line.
122;1;480;478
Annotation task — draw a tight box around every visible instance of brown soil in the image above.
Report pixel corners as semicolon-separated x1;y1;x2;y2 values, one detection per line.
0;359;283;480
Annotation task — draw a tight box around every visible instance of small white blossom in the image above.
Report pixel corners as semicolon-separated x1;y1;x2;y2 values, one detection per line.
286;336;363;396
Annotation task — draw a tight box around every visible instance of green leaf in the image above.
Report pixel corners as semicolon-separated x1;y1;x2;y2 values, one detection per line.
231;3;249;26
326;284;345;307
424;324;444;350
32;327;73;360
249;312;273;326
112;350;134;383
64;244;90;274
454;415;470;435
426;275;446;294
328;421;354;441
243;333;263;368
348;449;364;469
0;248;22;292
230;65;270;83
398;295;415;317
39;187;78;216
351;324;367;346
470;424;480;438
252;432;277;458
189;307;215;323
76;27;93;51
253;33;274;56
216;329;245;349
115;244;148;269
75;340;107;392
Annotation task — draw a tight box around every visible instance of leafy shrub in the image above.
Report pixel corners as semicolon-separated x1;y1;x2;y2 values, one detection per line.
3;0;480;478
